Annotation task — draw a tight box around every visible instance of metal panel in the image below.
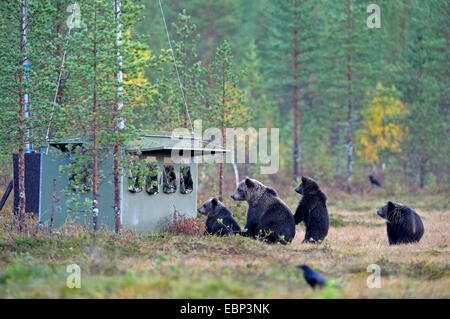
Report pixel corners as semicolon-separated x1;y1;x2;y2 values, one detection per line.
121;154;198;233
39;146;115;230
12;153;41;215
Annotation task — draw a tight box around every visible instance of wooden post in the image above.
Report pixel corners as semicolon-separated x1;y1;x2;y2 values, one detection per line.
49;179;60;234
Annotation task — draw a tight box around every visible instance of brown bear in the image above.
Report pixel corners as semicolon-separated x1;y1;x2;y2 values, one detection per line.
377;201;424;245
294;176;329;243
198;197;241;236
231;177;295;245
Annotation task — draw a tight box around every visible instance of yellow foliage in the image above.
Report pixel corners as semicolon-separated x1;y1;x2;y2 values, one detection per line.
357;83;407;163
122;30;152;105
218;83;248;127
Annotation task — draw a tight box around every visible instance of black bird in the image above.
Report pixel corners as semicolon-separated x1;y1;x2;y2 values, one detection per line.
296;264;328;288
369;175;381;187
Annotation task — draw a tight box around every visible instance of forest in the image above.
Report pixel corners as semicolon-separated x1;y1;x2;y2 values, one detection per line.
0;0;448;299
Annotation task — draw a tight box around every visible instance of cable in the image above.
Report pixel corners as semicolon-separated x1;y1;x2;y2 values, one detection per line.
158;0;194;133
45;9;75;144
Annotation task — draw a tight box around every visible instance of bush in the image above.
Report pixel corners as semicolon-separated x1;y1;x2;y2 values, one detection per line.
164;211;205;236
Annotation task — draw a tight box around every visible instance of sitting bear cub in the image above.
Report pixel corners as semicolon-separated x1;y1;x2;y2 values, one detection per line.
198;197;241;236
294;176;329;243
231;177;295;245
377;201;424;245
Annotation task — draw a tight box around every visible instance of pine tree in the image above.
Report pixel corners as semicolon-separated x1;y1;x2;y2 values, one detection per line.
153;10;206;131
401;0;448;188
210;41;247;200
261;0;319;182
59;0;153;230
0;0;57;230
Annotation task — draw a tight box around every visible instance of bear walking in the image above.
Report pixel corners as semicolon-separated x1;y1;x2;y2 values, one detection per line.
198;197;241;236
294;176;329;243
377;201;424;245
231;177;295;245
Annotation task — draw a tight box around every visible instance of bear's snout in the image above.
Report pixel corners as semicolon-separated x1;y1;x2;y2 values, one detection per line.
231;192;241;200
295;186;303;194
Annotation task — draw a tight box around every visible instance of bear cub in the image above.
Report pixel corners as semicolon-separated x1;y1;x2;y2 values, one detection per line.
198;197;241;236
377;201;424;245
231;177;295;245
294;176;329;243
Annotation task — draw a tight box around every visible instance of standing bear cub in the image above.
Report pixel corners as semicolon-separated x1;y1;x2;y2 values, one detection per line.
294;176;329;243
198;197;241;236
377;201;424;245
231;177;295;245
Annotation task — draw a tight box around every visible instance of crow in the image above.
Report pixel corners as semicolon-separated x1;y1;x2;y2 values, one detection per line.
369;175;381;187
296;264;328;288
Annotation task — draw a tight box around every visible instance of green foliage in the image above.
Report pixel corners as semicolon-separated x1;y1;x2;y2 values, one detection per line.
0;0;448;221
210;40;248;129
152;10;208;131
0;0;60;168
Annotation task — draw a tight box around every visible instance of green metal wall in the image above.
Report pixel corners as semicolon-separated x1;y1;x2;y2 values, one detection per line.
39;146;115;230
39;147;198;233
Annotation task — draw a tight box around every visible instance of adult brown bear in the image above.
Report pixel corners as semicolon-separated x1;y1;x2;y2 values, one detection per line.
231;177;295;245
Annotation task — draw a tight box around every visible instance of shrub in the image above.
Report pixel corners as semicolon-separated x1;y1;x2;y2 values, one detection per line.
164;210;205;236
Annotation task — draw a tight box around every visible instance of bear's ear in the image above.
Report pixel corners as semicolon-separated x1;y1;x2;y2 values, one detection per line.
211;198;218;206
301;176;307;183
245;177;254;188
387;201;397;211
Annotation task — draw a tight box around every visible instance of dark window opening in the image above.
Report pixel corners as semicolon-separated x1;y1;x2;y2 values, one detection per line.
69;170;92;193
180;166;193;194
67;151;93;193
127;176;143;193
146;164;159;195
163;166;177;194
127;156;144;193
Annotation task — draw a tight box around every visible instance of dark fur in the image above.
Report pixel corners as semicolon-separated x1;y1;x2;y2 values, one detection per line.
198;197;241;236
231;177;295;245
377;201;424;245
294;176;329;243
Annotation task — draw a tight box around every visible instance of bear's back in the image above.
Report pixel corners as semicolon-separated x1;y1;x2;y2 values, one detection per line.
257;191;296;242
387;208;424;244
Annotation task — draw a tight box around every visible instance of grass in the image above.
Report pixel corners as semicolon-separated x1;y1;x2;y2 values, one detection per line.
0;192;449;298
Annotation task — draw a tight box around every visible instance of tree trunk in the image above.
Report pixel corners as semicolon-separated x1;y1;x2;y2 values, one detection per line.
418;159;426;189
372;162;377;173
18;0;26;231
346;0;353;194
113;0;121;234
293;0;300;181
92;7;99;231
218;56;226;201
417;32;426;189
219;135;224;201
232;163;239;188
206;0;213;88
50;179;56;234
55;2;63;106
